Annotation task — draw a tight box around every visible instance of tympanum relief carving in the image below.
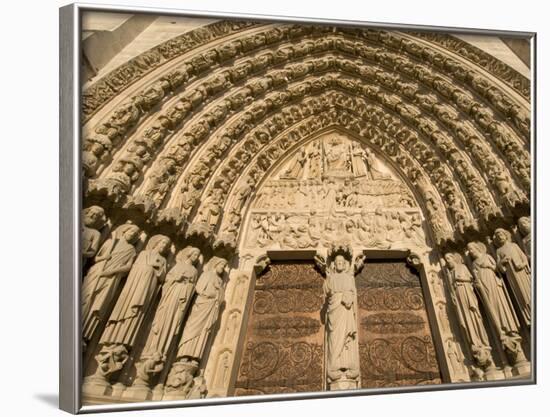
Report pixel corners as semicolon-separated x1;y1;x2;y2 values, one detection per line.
244;132;426;251
79;15;532;405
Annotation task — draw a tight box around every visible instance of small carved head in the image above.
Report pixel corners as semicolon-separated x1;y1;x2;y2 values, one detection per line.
147;234;172;255
518;217;531;236
444;252;463;270
116;223;141;244
466;241;487;260
207;256;229;276
178;246;201;265
83;205;106;229
333;255;349;273
493;228;511;247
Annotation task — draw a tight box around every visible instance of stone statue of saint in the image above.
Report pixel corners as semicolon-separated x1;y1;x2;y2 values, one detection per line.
444;252;494;371
351;142;368;177
82;223;141;344
466;242;527;367
99;234;172;349
324;137;350;175
307;141;322;178
82;206;107;260
139;247;202;364
493;228;531;327
517;216;531;263
322;254;360;388
176;257;228;362
281;148;307;179
364;148;390;180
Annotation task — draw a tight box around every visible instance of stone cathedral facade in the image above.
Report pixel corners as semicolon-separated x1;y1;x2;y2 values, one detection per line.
79;15;533;405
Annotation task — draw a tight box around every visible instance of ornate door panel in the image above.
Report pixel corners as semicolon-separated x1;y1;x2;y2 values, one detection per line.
234;261;325;396
356;261;442;387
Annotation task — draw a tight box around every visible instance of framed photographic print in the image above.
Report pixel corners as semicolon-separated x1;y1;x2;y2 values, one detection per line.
59;2;536;413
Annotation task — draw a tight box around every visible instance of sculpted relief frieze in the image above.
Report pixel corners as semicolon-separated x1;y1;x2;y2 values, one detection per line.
79;18;532;405
242;133;427;251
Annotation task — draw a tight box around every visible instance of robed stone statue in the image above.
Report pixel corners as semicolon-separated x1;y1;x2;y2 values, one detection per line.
493;228;531;327
444;252;495;374
176;256;228;362
466;241;528;368
99;235;172;350
315;250;364;390
82;223;141;345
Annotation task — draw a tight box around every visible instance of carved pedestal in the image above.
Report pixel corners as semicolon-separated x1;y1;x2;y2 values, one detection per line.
329;378;359;391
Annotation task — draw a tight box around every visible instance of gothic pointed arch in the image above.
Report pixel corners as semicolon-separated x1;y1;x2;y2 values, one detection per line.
80;16;532;405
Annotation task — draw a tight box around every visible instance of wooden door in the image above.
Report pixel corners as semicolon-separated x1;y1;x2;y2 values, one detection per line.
356;260;442;387
234;261;325;396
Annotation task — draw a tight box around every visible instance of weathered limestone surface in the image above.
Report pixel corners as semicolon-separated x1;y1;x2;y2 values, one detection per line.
80;12;533;405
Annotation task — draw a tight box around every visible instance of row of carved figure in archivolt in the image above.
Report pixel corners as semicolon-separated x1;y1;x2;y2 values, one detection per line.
244;209;426;250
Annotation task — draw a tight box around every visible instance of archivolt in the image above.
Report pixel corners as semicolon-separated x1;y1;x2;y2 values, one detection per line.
83;22;531;254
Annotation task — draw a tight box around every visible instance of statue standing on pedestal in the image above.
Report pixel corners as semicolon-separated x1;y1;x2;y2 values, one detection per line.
99;235;171;350
82;223;141;345
444;252;495;375
129;247;202;392
163;257;228;399
176;257;228;361
493;228;531;327
316;250;363;390
466;242;528;369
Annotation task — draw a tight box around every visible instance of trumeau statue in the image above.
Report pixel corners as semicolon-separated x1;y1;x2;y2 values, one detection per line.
466;242;528;367
316;250;364;390
134;246;202;389
82;224;141;345
493;228;531;327
82;206;107;260
176;256;228;362
99;235;172;350
444;252;495;374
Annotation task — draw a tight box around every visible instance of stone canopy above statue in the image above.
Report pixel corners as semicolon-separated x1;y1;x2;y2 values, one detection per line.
245;132;425;251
